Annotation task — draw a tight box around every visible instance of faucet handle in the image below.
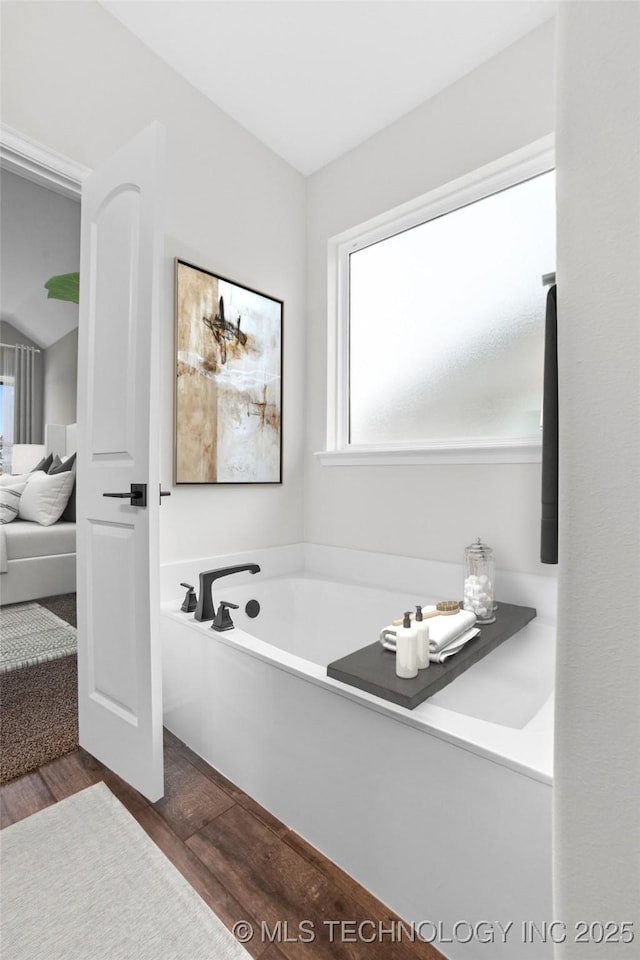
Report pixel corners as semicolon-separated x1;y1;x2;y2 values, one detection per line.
180;582;197;613
211;600;239;632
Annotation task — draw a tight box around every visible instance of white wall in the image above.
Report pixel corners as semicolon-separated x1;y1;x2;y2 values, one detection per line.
305;21;556;576
554;3;640;948
44;328;78;426
1;0;307;564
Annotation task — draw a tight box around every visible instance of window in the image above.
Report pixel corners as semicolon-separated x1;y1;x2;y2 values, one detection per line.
322;137;555;465
0;375;15;474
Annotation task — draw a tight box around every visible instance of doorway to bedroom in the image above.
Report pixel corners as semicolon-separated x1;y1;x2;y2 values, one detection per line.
0;166;80;783
1;169;80;468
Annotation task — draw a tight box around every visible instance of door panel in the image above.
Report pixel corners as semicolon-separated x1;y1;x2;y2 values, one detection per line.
90;187;140;456
88;521;138;717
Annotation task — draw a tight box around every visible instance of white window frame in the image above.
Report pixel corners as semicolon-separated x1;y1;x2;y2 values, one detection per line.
319;134;555;466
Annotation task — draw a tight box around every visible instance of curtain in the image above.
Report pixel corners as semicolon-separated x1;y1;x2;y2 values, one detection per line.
0;345;15;473
13;344;38;444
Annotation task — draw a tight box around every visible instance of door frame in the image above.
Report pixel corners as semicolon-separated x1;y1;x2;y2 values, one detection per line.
0;123;91;199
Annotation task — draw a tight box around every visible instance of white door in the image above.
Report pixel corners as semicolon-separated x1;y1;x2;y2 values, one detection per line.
76;122;165;801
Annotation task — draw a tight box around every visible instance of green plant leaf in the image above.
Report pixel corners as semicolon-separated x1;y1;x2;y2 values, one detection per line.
44;272;80;304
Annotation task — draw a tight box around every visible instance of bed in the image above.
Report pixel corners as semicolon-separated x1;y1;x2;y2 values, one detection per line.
0;424;77;606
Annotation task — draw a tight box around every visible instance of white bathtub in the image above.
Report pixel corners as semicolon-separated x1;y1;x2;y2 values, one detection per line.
161;551;555;960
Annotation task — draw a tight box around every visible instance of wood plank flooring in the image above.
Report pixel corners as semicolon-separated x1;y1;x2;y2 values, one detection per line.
0;729;445;960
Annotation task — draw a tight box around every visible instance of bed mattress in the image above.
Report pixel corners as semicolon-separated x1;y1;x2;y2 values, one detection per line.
1;521;76;573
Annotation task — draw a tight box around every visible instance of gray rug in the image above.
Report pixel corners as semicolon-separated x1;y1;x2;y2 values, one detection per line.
0;602;77;673
1;782;251;960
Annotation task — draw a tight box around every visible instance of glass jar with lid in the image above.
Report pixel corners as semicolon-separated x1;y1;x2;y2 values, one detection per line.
463;537;496;624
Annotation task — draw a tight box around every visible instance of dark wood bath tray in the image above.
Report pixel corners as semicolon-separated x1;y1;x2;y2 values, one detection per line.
326;602;537;710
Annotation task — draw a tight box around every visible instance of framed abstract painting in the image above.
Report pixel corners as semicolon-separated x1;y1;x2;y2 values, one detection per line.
174;259;283;484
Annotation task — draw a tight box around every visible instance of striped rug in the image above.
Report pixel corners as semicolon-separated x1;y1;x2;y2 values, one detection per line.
0;602;77;673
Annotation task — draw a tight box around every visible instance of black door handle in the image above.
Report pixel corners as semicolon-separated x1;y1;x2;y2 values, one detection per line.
103;483;147;507
160;487;171;505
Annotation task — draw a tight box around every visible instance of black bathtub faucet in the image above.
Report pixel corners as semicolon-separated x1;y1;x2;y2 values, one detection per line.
194;563;261;622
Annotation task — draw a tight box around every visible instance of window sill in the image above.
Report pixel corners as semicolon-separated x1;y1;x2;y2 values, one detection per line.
315;438;542;466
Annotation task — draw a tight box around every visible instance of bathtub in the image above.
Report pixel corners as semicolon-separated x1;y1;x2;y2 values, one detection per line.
161;547;555;960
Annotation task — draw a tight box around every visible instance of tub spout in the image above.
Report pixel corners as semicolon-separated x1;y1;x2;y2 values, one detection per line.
194;563;261;621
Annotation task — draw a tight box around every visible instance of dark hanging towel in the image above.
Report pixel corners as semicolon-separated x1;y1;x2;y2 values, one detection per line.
540;284;558;564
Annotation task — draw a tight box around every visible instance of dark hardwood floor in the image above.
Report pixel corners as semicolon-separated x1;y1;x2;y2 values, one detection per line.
0;729;445;959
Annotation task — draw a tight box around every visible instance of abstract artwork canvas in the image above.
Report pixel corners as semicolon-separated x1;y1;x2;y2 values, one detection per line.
175;259;283;483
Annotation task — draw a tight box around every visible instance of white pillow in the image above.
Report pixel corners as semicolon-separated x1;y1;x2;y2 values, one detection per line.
18;470;75;526
0;472;30;487
0;479;28;524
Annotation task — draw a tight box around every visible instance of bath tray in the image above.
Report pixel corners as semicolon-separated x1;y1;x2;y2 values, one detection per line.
326;602;536;710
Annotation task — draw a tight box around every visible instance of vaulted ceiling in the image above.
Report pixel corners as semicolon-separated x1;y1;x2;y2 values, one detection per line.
100;1;556;175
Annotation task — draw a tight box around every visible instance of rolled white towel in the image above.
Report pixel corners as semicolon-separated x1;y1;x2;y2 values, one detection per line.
380;608;477;655
429;627;480;662
427;609;477;653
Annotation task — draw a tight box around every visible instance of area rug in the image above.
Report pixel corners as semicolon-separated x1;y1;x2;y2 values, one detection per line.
0;602;77;673
0;782;251;960
0;653;78;784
